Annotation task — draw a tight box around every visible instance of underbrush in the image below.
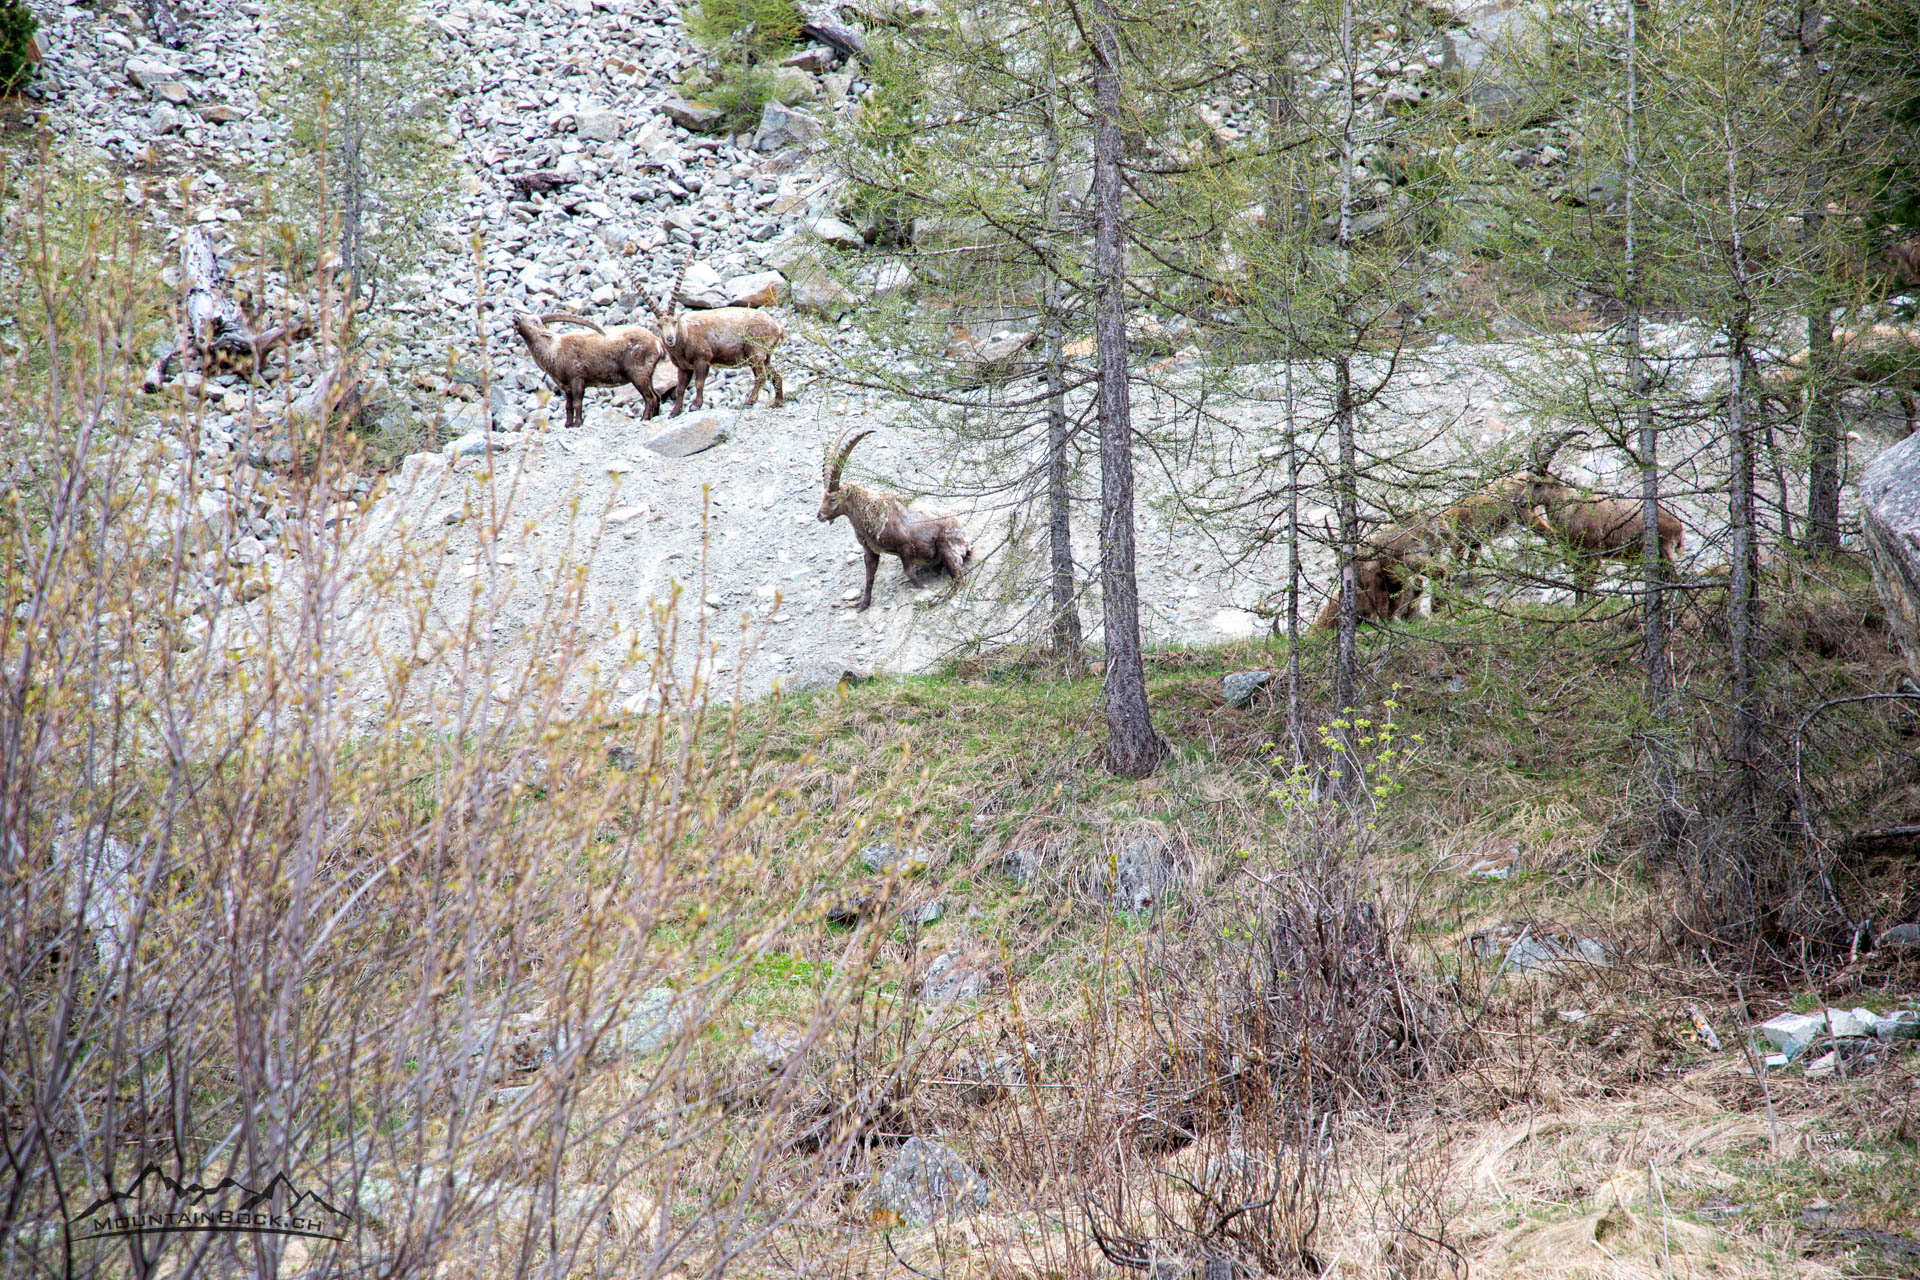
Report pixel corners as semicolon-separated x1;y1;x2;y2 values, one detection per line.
6;155;1917;1280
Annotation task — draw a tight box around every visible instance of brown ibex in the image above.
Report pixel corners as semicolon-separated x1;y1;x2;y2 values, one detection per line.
511;312;665;428
654;261;787;416
1523;478;1684;601
1309;473;1533;631
1762;324;1920;436
818;429;971;612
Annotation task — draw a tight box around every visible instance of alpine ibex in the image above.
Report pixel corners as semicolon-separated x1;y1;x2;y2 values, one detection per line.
818;429;971;612
654;262;787;415
1523;478;1684;601
511;312;665;428
1309;473;1533;631
1762;324;1920;436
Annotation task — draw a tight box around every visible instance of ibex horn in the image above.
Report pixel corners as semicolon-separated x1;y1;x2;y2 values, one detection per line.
541;312;605;333
657;254;691;321
1528;427;1584;477
828;429;875;492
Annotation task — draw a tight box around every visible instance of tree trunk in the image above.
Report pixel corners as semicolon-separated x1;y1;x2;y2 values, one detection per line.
1729;332;1760;821
1331;0;1360;798
1284;357;1304;766
1722;47;1762;831
1333;353;1359;735
1265;0;1304;765
1799;0;1841;552
1625;0;1681;845
1042;75;1084;675
1088;0;1164;779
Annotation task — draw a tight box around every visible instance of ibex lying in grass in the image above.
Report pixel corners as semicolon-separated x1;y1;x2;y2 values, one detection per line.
1523;477;1684;601
511;312;665;428
654;262;787;416
1309;474;1532;631
818;429;971;612
1762;324;1920;436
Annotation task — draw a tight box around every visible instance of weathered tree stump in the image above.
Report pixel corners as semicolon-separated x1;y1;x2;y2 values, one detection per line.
141;228;310;393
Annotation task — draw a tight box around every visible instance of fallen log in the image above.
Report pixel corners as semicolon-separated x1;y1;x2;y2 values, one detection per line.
142;228;309;392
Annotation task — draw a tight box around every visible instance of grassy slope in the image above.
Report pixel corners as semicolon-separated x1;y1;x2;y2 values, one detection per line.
669;555;1920;1278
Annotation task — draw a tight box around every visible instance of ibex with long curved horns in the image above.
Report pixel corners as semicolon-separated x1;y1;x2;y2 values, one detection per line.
653;259;788;416
1518;429;1684;601
511;311;666;428
818;429;971;612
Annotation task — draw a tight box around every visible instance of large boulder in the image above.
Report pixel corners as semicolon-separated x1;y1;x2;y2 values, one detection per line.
755;101;822;152
726;270;788;307
791;270;856;318
678;262;730;310
643;411;732;458
867;1138;989;1226
662;98;725;133
1441;1;1554;130
949;331;1038;388
1861;432;1920;682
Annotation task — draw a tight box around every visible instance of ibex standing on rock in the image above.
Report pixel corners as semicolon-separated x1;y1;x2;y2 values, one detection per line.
818;429;972;612
511;312;666;428
654;262;787;415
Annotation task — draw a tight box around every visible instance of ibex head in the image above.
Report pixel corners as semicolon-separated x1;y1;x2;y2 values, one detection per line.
1517;428;1585;505
655;257;691;345
818;428;874;523
513;311;604;344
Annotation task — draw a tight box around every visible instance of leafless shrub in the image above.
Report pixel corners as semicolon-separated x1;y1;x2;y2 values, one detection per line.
0;163;924;1280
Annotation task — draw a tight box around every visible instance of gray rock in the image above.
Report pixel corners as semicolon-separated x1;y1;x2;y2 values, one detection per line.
791;270;855;317
125;56;184;90
59;829;139;978
869;260;913;298
643;411;732;457
807;215;864;249
999;847;1039;883
951;331;1038;388
755;101;822;152
1567;167;1625;209
1874;1010;1919;1041
662;98;725;132
869;1137;989;1226
747;1025;806;1068
1471;929;1618;973
912;899;945;926
1221;669;1273;708
678;261;730;309
782;44;839;72
726;270;787;307
622;986;681;1055
766;65;820;105
860;842;932;874
1881;922;1920;949
576;109;624;142
1442;3;1553;129
1827;1007;1878;1038
787;655;863;690
919;952;987;1004
1758;1011;1824;1061
1861;431;1920;682
1095;836;1181;913
444;428;518;459
488;1084;534;1109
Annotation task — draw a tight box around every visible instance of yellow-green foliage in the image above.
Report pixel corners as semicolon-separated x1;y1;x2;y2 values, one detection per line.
685;0;801;63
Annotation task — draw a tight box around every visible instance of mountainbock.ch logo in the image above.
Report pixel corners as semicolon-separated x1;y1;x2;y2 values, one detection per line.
73;1164;354;1243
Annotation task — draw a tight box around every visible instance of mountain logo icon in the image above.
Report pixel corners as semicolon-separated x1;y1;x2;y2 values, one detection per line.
73;1163;354;1242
